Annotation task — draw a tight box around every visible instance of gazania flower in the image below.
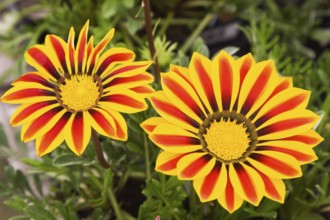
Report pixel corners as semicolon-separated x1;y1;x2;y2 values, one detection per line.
141;51;323;213
1;21;154;156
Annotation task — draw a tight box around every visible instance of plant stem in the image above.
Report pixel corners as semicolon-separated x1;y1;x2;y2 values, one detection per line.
143;0;161;82
143;132;151;180
108;184;124;220
91;130;111;169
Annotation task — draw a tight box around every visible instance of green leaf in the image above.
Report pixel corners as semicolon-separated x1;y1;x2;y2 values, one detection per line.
24;205;57;220
4;196;28;211
52;153;94;166
8;216;30;220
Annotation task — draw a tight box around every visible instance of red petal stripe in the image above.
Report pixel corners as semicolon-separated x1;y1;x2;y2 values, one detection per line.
257;170;281;201
3;89;55;101
96;53;134;76
225;174;235;211
181;155;211;178
24;106;63;140
240;56;253;87
194;57;217;111
241;63;272;115
153;134;200;146
27;48;61;79
254;93;308;127
158;154;187;172
101;94;144;109
89;109;115;136
171;66;193;87
219;56;233;110
130;86;153;94
257;117;316;137
250;153;299;176
105;74;151;87
103;64;146;82
14;73;53;88
234;163;258;203
200;163;221;199
71;112;84;153
77;33;87;73
282;133;320;145
269;79;291;100
11;101;57;125
49;35;68;73
38;112;71;153
257;146;313;162
163;76;205;120
150;97;200;128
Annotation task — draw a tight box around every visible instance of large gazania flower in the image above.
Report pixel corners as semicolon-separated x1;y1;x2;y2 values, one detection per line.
1;21;154;156
141;51;323;213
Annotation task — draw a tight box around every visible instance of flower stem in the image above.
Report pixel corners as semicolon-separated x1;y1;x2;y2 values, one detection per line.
91;129;111;169
143;0;161;82
143;132;151;180
108;184;124;220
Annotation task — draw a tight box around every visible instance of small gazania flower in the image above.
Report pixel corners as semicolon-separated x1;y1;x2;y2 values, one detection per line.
141;51;323;213
1;21;154;156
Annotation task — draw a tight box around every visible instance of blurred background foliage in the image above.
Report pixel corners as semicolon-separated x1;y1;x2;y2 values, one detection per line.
1;0;330;219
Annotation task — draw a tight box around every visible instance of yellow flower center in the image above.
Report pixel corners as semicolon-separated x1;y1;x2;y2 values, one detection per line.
204;119;250;161
59;75;100;111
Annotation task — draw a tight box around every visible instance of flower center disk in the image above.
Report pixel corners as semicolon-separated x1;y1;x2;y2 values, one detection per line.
204;119;250;161
59;74;100;112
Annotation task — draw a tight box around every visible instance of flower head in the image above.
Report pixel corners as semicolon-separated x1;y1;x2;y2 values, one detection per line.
141;51;323;213
1;21;154;156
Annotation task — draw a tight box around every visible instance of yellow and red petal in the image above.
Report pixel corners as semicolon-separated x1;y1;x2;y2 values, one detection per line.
66;27;76;74
212;50;239;111
247;151;302;179
155;151;187;175
76;21;89;73
217;174;244;213
161;72;207;122
36;112;71;156
95;48;135;77
25;45;62;80
253;88;310;126
140;117;168;135
149;123;202;153
45;35;69;74
103;72;154;92
149;91;200;133
268;76;293;99
87;107;116;138
177;152;215;180
86;28;114;74
237;60;278;118
65;111;91;156
12;72;54;88
10;101;59;126
21;106;66;142
105;109;128;141
256;170;285;203
257;110;320;140
193;162;227;202
130;85;154;95
170;64;191;85
102;61;152;84
99;90;148;113
1;85;56;104
189;52;217;113
229;162;264;206
256;140;317;164
236;53;255;88
282;129;324;147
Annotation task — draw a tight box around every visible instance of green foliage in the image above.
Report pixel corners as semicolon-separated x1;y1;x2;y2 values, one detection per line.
1;0;330;219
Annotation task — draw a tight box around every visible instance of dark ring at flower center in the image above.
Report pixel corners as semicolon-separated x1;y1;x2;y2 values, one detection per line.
198;111;258;164
54;73;103;113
